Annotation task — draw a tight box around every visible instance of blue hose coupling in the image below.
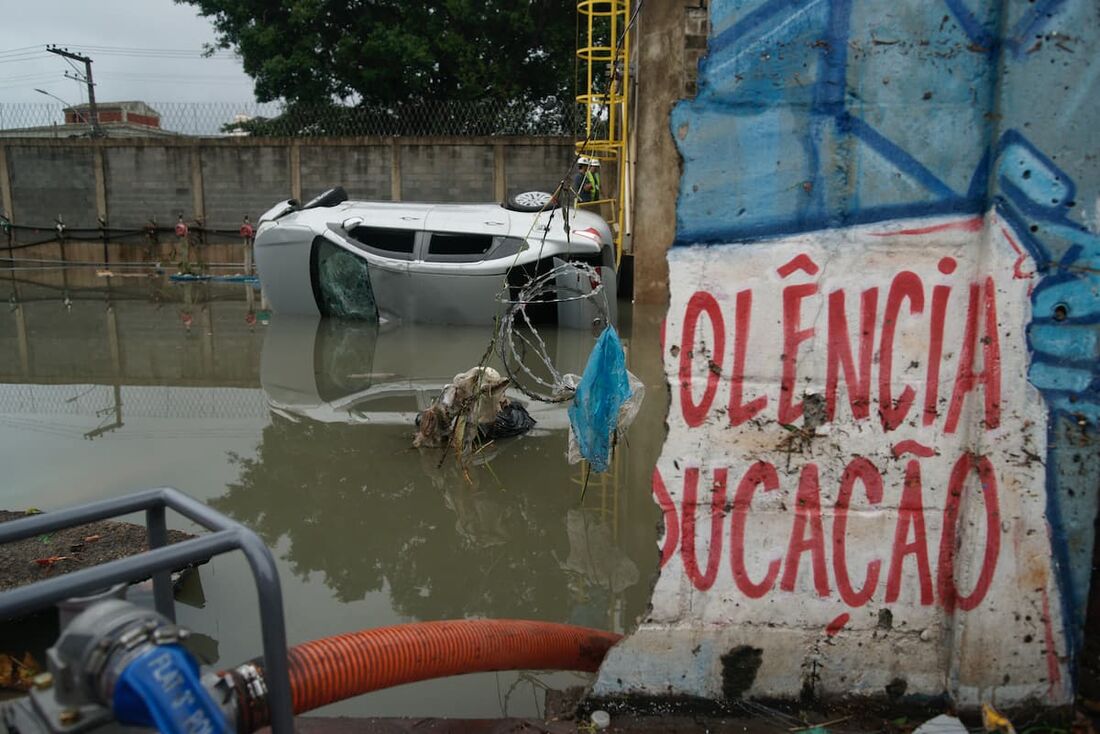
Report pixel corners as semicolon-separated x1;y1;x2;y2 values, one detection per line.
113;643;230;734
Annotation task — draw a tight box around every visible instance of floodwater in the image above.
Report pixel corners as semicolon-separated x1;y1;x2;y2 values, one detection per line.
0;268;666;718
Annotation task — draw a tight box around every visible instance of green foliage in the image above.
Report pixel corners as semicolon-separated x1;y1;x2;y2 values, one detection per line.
179;0;578;108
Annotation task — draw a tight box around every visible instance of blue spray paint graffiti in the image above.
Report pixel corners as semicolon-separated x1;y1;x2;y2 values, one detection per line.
672;0;1099;686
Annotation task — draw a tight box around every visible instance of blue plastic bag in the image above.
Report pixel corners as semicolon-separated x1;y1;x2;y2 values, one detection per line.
568;326;633;473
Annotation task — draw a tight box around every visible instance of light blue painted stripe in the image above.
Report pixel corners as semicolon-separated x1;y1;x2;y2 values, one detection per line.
1028;362;1095;392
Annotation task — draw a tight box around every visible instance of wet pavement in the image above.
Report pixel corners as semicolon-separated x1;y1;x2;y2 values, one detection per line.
0;268;667;718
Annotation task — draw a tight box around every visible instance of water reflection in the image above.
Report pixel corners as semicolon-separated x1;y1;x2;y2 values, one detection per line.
0;269;666;715
216;315;653;629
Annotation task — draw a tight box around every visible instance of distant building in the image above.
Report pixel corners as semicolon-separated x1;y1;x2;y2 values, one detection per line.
226;113;253;136
64;101;161;128
0;100;177;139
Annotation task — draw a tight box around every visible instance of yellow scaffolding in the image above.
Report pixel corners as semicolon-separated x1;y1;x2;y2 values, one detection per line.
576;0;631;266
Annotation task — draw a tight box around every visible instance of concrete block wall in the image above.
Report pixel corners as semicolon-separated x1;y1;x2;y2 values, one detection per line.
104;146;193;229
504;143;577;199
8;146;97;230
398;143;495;202
599;0;1099;711
298;144;391;203
0;136;574;258
201;145;291;229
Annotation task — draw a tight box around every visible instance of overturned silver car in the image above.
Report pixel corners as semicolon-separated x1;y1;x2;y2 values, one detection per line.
254;187;616;326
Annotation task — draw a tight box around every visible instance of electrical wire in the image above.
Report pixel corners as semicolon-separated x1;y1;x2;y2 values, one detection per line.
0;54;51;65
60;55;86;80
0;46;43;57
59;44;237;59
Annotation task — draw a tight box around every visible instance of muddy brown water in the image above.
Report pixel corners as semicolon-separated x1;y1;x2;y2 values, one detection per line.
0;269;665;718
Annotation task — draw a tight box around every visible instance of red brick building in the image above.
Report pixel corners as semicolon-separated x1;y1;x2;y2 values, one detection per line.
64;101;161;128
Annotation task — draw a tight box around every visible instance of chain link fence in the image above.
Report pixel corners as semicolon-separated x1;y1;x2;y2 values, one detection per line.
0;100;585;137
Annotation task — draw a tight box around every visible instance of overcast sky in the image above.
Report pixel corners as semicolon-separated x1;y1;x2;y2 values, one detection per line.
0;0;257;108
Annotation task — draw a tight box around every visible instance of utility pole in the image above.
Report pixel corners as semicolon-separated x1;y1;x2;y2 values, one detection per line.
46;46;102;137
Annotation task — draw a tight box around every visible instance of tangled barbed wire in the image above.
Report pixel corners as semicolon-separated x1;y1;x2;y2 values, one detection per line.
496;260;611;404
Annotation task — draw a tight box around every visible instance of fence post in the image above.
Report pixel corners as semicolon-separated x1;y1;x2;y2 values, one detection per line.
175;216;190;271
93;146;108;226
94;145;109;265
190;146;205;223
494;142;506;202
0;144;13;253
241;216;255;274
55;215;67;267
290;142;302;202
390;138;402;202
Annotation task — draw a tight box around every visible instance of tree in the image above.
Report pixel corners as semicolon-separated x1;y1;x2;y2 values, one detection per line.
179;0;578;108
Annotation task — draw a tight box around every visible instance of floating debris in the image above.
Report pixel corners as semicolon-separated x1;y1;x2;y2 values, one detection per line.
566;326;644;473
414;366;536;457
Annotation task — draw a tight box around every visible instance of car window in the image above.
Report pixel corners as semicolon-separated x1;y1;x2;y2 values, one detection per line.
424;233;527;263
309;236;379;322
424;232;495;263
428;232;493;256
348;226;416;259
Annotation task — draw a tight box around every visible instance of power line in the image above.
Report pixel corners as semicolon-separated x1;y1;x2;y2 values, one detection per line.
0;72;61;83
62;56;87;80
0;45;43;57
0;53;51;65
55;44;238;59
97;70;248;80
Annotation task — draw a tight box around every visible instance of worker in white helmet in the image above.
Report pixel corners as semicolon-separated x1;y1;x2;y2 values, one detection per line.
572;156;602;204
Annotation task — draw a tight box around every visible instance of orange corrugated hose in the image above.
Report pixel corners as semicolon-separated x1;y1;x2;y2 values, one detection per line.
237;619;621;731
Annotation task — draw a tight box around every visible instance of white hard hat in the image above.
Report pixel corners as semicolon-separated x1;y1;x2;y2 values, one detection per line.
588;157;601;167
578;156;592;166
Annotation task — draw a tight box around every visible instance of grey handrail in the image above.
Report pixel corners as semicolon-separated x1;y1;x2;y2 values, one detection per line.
0;487;295;734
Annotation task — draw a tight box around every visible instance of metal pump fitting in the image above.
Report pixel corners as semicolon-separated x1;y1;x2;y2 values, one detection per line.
1;598;233;734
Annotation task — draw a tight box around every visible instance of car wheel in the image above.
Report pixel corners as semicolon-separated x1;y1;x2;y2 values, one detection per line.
505;191;558;212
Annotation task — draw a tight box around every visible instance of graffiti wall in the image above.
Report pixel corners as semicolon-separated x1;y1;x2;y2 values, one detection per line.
596;0;1099;706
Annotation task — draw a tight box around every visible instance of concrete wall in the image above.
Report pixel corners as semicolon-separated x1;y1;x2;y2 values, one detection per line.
504;143;577;199
399;143;496;202
201;145;292;229
8;146;98;230
598;0;1099;711
105;146;194;229
0;136;574;259
631;1;708;306
299;143;392;202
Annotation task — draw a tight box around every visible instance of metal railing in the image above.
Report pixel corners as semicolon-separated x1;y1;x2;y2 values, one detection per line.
0;100;583;138
0;487;295;734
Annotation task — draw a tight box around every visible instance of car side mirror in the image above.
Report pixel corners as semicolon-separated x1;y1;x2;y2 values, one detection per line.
342;217;364;231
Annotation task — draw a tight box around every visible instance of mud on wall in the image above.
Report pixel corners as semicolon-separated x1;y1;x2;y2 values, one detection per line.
597;0;1099;708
